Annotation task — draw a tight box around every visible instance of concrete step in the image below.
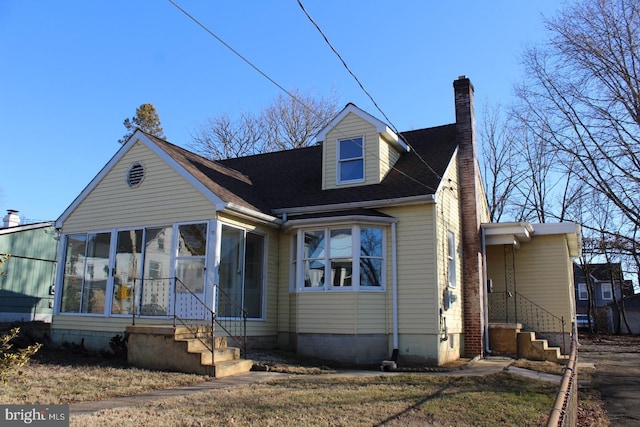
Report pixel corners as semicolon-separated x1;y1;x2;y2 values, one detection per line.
197;347;241;365
177;337;229;353
126;325;249;377
517;332;564;363
214;359;253;378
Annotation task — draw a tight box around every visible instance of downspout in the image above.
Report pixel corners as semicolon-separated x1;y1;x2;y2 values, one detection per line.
392;222;399;351
382;222;399;371
481;226;491;354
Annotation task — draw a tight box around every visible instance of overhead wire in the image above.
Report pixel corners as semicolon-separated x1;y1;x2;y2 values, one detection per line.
167;0;440;192
296;0;443;182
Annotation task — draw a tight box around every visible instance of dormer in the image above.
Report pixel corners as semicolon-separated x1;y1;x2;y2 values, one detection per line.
315;104;409;190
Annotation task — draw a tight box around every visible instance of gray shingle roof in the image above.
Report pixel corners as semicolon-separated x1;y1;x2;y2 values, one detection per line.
146;123;457;215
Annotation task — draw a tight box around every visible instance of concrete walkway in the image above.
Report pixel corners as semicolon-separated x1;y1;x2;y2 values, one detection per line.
70;356;548;416
70;371;288;415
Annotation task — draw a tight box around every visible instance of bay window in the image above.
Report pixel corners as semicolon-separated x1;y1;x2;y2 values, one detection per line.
298;225;385;290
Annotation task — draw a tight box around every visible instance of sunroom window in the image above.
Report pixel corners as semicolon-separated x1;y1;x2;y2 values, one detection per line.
218;224;265;319
299;226;384;290
60;232;111;314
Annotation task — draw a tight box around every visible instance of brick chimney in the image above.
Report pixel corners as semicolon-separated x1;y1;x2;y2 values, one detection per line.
2;209;21;228
454;76;485;358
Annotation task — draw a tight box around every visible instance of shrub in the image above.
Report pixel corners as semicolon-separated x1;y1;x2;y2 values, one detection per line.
0;328;42;385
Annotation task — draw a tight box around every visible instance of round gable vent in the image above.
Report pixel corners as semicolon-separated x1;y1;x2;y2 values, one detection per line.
126;161;145;187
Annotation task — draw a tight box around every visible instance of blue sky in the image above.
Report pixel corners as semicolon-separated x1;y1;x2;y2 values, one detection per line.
0;0;562;222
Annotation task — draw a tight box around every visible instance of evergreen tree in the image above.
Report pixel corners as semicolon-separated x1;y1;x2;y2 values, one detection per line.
119;103;165;144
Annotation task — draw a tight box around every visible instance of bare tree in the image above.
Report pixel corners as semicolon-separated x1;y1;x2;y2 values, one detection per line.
479;103;521;222
190;89;339;160
517;0;640;230
190;112;264;160
261;89;339;151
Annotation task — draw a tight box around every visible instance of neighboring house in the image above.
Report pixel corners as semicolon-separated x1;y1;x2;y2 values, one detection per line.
607;293;640;334
50;77;581;366
0;210;58;322
574;262;634;331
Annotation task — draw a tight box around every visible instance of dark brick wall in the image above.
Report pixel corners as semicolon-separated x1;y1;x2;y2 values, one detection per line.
454;77;485;357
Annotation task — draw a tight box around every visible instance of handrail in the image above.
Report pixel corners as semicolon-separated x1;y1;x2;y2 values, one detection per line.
173;277;215;353
213;284;248;358
129;276;248;358
489;291;567;352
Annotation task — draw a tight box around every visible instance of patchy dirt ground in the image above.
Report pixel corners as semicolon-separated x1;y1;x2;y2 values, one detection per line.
578;334;640;426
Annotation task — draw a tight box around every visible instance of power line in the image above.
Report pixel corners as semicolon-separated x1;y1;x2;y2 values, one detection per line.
296;0;443;182
167;0;438;192
167;0;308;115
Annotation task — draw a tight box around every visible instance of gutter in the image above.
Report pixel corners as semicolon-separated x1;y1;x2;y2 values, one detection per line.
283;215;397;230
224;203;283;227
272;194;436;216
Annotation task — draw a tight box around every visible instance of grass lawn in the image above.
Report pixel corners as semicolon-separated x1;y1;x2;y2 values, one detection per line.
0;348;566;427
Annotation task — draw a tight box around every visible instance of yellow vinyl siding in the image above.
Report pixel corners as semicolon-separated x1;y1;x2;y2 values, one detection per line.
294;292;386;334
323;112;400;190
486;235;574;333
486;245;507;294
511;234;573;332
216;212;280;337
379;139;401;181
52;315;162;334
296;293;356;333
435;157;463;335
356;292;387;333
380;204;438;335
277;233;293;333
63;141;215;232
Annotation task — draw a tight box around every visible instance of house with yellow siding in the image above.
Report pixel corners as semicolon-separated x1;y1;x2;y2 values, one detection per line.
51;77;580;370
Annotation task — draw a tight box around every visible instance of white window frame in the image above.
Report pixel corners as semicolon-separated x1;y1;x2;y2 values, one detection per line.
337;136;365;184
447;231;457;288
601;282;613;300
578;283;589;300
216;223;267;321
294;225;386;292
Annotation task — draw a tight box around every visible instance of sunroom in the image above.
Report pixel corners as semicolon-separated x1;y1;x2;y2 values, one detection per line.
56;219;267;334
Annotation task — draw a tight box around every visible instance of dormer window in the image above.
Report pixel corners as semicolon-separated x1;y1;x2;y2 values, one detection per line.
338;136;364;183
